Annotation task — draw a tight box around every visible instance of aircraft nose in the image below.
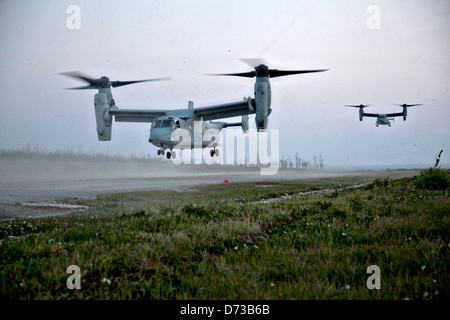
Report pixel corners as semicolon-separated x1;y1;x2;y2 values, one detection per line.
150;128;172;141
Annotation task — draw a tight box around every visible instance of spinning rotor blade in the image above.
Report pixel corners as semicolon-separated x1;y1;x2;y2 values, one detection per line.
207;71;257;78
345;104;370;108
269;69;328;78
393;103;422;108
111;77;171;88
65;85;100;90
59;71;100;85
208;59;328;78
60;71;171;89
60;71;103;89
240;58;268;68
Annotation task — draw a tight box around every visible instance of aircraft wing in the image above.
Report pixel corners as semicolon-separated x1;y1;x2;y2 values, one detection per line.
385;112;403;118
362;113;379;118
106;98;254;122
193;99;255;121
109;109;168;123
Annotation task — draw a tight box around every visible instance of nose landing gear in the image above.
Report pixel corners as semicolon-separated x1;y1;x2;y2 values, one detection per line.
157;147;176;159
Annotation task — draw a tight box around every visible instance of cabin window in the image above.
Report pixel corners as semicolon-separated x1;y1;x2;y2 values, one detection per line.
153;120;162;127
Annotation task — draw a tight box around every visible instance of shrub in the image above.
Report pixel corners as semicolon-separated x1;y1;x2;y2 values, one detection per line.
365;177;392;190
327;206;347;218
415;168;449;190
182;203;207;216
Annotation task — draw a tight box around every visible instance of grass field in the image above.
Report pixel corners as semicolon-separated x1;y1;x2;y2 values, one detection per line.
0;168;448;300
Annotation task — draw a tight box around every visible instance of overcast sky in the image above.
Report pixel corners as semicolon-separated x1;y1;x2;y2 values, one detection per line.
0;0;448;167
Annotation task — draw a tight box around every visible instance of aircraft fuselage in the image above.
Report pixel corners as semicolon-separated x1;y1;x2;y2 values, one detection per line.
375;114;392;127
148;116;223;150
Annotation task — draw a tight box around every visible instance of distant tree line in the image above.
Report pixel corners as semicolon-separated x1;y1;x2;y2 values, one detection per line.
279;153;324;170
0;145;325;169
0;145;162;163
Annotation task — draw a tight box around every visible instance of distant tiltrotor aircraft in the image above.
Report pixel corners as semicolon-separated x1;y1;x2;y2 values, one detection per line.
345;103;422;127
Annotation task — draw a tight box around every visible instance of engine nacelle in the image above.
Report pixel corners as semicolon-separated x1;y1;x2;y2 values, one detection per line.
403;106;407;121
94;93;112;141
255;117;269;132
254;79;271;132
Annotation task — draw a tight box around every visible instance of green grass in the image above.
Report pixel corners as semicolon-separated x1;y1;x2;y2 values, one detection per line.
0;170;448;300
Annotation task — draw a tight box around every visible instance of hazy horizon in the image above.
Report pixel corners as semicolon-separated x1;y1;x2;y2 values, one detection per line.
0;145;447;171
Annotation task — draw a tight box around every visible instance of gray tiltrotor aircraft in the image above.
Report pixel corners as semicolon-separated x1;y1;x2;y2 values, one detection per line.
61;62;327;159
345;103;422;127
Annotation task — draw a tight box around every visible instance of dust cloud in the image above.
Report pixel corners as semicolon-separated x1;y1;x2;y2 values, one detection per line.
0;153;421;219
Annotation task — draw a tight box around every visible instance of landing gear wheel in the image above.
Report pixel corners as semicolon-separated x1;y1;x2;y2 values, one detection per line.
210;149;215;157
172;151;176;159
166;152;171;159
157;149;161;156
215;149;219;157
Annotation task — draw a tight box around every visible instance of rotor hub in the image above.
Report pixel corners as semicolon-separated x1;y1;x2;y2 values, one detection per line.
255;64;269;77
99;76;111;88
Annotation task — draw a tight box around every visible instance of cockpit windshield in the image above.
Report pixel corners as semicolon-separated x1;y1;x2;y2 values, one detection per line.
161;120;174;128
153;119;162;127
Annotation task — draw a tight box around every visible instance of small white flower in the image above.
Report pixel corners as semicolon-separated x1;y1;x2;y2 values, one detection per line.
270;283;275;287
424;292;429;297
342;233;347;236
345;284;351;290
234;246;238;250
421;266;426;270
254;246;258;249
101;278;111;284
